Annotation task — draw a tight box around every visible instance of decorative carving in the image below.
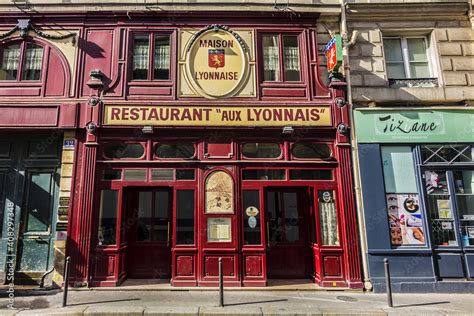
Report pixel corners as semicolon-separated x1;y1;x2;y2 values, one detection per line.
0;19;76;44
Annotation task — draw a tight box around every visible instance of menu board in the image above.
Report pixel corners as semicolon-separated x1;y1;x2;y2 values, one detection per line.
207;218;231;242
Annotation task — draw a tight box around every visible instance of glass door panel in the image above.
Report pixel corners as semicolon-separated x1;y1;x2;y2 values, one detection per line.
454;171;474;246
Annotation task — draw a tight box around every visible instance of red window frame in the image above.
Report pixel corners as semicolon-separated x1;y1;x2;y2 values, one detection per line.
0;40;45;82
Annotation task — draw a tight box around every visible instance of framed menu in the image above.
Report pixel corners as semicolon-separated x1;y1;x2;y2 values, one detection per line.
207;218;231;242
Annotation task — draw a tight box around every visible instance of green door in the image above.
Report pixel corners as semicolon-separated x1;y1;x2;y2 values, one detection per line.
16;170;58;272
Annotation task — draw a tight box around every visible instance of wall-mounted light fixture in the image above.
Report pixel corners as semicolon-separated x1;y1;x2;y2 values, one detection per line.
141;126;154;134
86;69;105;90
282;126;294;135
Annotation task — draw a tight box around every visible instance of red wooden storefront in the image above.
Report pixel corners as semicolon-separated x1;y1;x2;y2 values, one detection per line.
39;14;364;289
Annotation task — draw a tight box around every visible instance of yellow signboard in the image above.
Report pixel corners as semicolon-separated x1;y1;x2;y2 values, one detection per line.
103;105;331;127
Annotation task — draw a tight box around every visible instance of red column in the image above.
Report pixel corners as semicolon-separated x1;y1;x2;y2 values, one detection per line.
331;81;363;289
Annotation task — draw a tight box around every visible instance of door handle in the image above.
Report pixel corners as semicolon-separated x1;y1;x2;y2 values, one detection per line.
167;221;170;247
266;221;270;248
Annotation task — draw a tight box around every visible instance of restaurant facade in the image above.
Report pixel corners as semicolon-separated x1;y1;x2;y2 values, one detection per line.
0;2;363;288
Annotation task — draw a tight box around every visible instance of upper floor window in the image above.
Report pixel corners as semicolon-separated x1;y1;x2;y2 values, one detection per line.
383;36;437;87
132;33;170;81
0;42;44;81
262;34;301;82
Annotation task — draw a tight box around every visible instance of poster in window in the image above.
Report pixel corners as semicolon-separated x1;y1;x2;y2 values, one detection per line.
386;194;425;245
205;171;234;213
437;200;452;219
207;218;231;242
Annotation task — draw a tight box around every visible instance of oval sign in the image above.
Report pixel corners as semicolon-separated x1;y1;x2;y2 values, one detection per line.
245;206;259;217
248;216;257;229
322;191;332;203
185;25;249;99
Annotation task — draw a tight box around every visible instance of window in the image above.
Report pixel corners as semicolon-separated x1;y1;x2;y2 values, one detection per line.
131;33;170;80
103;143;145;159
262;34;300;82
176;190;195;245
0;42;44;81
292;143;332;160
383;36;437;87
155;143;195;159
242;143;281;159
98;190;119;246
242;169;286;181
243;190;261;245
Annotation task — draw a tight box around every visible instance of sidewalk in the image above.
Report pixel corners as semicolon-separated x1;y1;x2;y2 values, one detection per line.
1;289;473;315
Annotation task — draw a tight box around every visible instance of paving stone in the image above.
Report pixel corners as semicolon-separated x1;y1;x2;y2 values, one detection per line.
261;306;322;315
199;306;262;316
83;306;144;316
17;307;86;316
144;306;199;315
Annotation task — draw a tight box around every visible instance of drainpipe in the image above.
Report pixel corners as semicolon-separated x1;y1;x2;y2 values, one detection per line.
340;0;372;291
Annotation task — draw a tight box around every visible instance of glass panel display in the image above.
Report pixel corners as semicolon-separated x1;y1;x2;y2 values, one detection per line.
454;171;474;246
283;35;300;81
289;170;332;180
292;143;331;159
155;143;195;159
98;190;118;245
151;169;174;181
176;190;194;245
103;169;122;180
319;190;339;246
24;172;53;232
137;192;152;242
242;169;285;181
207;218;231;242
381;146;417;193
176;169;195;180
425;170;457;246
153;191;169;242
132;35;149;80
263;35;280;81
243;190;261;245
123;169;146;181
22;43;44;80
0;44;20;80
103;143;144;159
242;143;281;159
154;35;170;80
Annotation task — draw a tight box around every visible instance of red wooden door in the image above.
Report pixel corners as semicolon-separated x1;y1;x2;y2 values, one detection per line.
265;188;311;278
127;188;172;278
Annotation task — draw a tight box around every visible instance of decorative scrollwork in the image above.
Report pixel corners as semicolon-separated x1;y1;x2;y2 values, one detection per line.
186;24;247;52
0;19;76;44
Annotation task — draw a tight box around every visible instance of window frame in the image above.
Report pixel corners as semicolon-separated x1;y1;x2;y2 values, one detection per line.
0;40;45;82
259;32;303;84
382;35;435;80
129;31;173;82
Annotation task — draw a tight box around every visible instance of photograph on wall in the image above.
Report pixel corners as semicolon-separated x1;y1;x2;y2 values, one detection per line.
386;193;425;246
205;171;234;213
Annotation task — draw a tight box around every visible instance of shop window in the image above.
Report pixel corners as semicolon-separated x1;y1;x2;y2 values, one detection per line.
0;42;44;81
242;143;281;159
289;170;332;181
98;190;118;246
131;33;170;80
381;146;426;247
421;144;473;164
454;171;474;246
242;169;286;181
383;36;437;87
243;190;261;245
103;143;145;159
0;142;11;158
103;169;122;181
176;190;195;245
136;191;170;242
318;190;339;246
155;143;195;159
262;34;300;82
292;143;332;160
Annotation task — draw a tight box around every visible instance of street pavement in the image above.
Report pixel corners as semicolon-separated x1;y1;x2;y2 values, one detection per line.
0;289;473;315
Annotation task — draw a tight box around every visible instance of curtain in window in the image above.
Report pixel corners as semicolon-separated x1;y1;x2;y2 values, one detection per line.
320;200;339;246
133;41;149;71
24;45;43;71
284;46;299;71
264;46;279;71
154;43;170;70
1;45;20;71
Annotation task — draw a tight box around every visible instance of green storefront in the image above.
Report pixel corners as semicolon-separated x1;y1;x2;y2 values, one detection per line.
354;108;474;292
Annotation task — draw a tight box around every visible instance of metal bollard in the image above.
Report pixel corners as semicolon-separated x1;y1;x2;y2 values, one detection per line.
219;257;224;307
384;258;393;308
62;256;71;308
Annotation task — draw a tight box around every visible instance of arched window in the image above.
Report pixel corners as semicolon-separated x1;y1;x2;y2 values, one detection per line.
0;42;44;81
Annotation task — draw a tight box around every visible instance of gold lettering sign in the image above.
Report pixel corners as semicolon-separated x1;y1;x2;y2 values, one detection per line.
184;25;250;99
104;105;331;127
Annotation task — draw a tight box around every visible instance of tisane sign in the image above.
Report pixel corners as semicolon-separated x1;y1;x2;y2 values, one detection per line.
184;25;250;99
103;105;331;127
